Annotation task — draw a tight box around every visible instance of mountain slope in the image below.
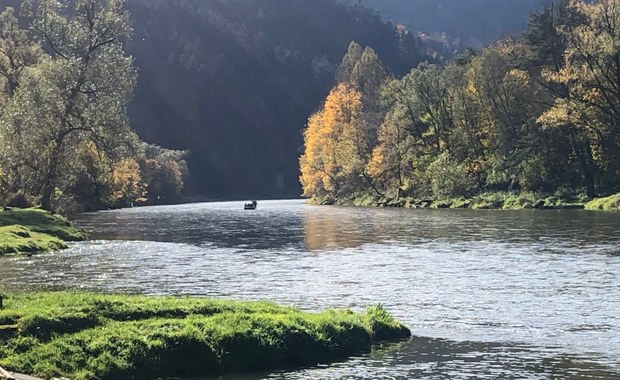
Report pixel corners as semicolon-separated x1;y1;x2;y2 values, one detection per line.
360;0;542;47
127;0;427;198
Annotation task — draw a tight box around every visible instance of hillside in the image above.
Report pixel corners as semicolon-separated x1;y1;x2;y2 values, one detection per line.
126;0;428;199
360;0;543;48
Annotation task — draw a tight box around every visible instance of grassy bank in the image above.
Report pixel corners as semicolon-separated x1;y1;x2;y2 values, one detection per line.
0;208;86;255
317;191;620;210
0;293;411;380
585;193;620;210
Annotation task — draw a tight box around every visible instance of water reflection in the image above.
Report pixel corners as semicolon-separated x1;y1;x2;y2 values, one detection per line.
1;200;619;379
188;337;619;380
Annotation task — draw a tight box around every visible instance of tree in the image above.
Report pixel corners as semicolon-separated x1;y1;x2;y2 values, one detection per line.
0;6;41;105
366;105;417;198
336;41;363;84
300;84;367;199
0;0;138;210
108;158;146;208
538;0;620;194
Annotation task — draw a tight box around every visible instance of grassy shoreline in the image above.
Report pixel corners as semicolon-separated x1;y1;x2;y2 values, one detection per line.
0;208;86;255
0;293;410;380
313;192;620;211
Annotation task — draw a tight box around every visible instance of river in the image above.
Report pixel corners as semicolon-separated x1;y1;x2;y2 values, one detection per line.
1;200;619;379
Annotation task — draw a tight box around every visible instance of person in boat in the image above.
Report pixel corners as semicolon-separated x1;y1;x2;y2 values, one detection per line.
244;200;257;209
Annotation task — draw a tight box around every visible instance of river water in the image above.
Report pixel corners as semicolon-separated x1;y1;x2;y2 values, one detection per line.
1;200;619;379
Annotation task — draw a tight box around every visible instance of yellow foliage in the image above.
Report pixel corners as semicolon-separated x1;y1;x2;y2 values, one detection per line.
108;158;146;206
300;83;365;198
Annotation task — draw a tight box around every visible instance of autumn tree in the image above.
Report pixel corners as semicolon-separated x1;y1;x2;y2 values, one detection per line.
299;0;620;203
366;104;418;198
300;84;367;199
108;158;146;208
139;144;188;205
538;0;620;194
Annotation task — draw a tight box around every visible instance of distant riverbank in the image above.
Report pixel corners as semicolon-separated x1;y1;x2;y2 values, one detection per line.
0;208;86;255
0;293;410;380
313;192;620;211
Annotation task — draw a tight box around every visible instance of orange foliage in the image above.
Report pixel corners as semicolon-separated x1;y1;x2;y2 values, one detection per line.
300;83;364;198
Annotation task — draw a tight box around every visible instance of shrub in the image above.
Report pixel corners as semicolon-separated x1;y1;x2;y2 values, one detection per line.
5;191;34;209
427;153;476;198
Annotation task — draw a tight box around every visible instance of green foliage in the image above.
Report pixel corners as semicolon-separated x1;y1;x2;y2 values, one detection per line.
0;293;411;379
0;0;188;212
585;193;620;210
427;153;476;198
301;0;620;206
139;144;188;205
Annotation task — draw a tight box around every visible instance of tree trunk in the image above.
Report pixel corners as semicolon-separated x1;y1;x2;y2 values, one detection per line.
40;140;63;211
362;171;383;197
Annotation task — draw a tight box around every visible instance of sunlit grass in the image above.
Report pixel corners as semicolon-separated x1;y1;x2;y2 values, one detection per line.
0;225;68;254
0;208;86;254
0;293;411;380
585;193;620;210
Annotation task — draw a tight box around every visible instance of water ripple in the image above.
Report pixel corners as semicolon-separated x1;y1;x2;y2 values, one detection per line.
1;200;619;379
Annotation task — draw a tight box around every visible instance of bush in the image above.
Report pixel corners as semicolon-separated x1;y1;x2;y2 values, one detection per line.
427;153;476;198
5;191;34;209
585;193;620;210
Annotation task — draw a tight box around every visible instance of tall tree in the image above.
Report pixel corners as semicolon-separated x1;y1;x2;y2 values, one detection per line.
538;0;620;194
0;0;137;210
300;84;366;199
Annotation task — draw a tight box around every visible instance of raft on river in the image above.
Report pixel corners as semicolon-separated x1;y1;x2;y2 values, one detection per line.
244;200;257;210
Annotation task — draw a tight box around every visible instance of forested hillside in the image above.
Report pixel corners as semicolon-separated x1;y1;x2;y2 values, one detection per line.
0;0;429;208
301;0;620;206
126;0;428;198
360;0;542;48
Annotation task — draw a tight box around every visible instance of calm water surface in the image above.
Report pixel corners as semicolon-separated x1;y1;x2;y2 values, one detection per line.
1;200;619;379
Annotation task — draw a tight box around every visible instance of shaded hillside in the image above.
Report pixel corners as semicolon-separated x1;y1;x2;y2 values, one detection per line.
126;0;428;198
360;0;543;48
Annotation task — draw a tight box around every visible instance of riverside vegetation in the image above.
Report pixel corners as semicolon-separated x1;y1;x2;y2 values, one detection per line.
0;293;411;380
300;0;620;209
0;208;86;255
0;0;188;213
334;191;620;210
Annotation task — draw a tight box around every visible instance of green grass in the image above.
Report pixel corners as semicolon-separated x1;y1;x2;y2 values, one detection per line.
0;293;411;380
0;208;86;241
0;225;68;254
585;193;620;210
0;208;86;254
334;191;597;210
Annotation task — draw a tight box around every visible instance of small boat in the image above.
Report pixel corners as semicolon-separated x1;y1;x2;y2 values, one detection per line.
244;200;257;210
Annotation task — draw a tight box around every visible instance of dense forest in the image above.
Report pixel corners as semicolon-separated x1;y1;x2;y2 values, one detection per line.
360;0;543;49
0;0;430;210
300;0;620;205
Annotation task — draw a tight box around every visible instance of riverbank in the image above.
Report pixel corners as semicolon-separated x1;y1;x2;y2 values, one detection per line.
0;209;87;255
0;293;411;380
316;192;620;211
